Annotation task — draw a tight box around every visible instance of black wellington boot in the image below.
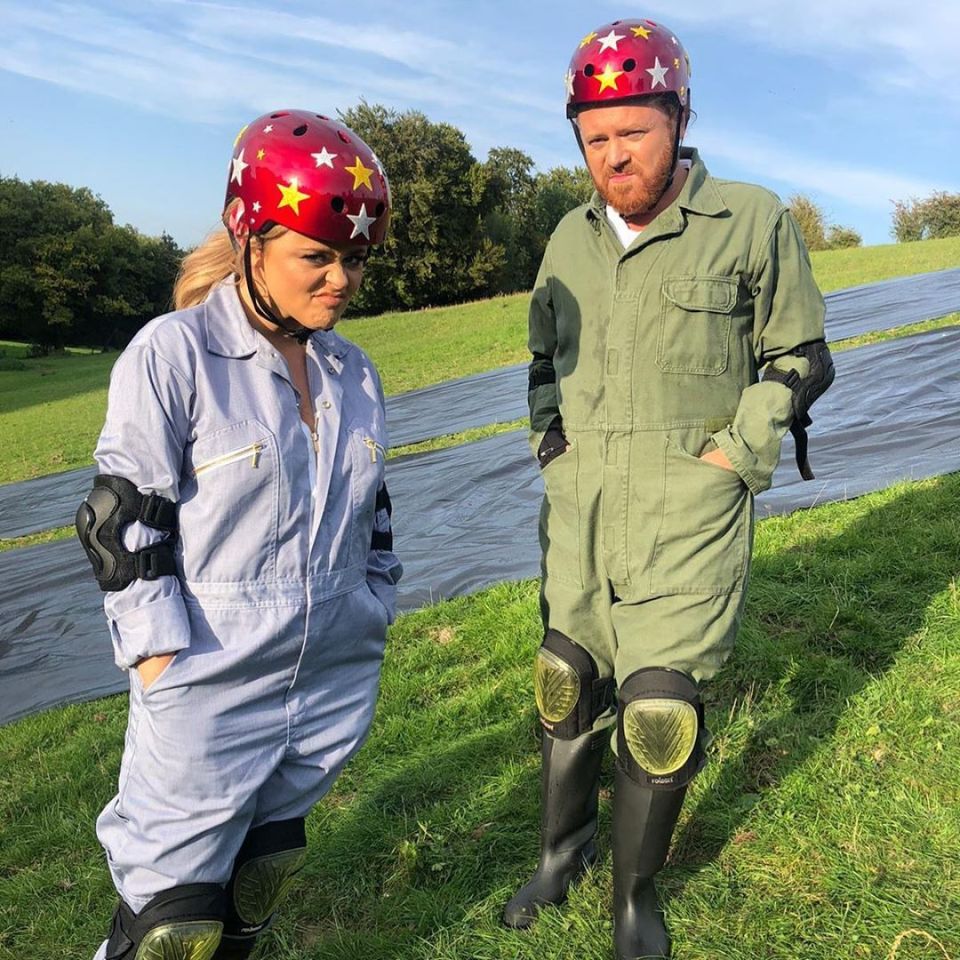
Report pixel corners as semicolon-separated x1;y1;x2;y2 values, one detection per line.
612;764;687;959
212;935;258;958
502;727;608;928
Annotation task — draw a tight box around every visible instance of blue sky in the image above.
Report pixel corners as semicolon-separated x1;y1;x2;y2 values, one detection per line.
1;0;957;248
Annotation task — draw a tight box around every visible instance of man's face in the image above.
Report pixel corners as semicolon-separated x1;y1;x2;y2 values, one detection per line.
576;102;682;218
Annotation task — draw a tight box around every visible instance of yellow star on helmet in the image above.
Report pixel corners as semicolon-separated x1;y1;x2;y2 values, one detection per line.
579;31;597;48
631;25;652;39
276;178;311;216
345;156;374;191
595;63;624;93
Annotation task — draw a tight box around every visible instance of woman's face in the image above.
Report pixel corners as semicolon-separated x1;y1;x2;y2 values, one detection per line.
251;230;368;331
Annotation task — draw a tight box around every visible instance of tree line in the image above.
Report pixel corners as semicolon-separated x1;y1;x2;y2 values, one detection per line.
3;102;958;350
0;178;184;352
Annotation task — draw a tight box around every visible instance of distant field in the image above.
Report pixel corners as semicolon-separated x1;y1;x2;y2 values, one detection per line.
0;235;958;485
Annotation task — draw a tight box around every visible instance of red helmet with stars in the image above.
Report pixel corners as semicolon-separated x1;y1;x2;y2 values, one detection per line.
224;110;390;246
565;19;690;119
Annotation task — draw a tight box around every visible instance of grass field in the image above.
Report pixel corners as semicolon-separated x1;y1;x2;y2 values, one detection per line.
0;236;958;958
1;475;957;959
0;235;958;485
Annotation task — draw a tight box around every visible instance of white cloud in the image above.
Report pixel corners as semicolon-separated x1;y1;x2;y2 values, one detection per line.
0;1;559;125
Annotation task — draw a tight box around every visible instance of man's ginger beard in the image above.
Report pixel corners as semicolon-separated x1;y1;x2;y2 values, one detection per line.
594;136;675;220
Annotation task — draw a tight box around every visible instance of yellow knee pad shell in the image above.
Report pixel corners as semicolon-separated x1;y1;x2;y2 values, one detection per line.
617;668;706;789
222;818;307;947
534;629;614;739
104;884;225;960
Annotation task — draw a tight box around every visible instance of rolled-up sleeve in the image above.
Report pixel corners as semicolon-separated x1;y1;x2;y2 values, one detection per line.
94;344;194;669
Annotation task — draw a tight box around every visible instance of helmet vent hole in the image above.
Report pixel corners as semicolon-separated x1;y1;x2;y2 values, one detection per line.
293;124;308;136
331;197;345;213
315;114;329;120
623;58;636;72
375;202;385;216
270;112;288;118
584;63;595;77
337;130;352;144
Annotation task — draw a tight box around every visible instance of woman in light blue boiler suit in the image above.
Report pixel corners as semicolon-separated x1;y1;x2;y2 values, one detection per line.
78;111;401;960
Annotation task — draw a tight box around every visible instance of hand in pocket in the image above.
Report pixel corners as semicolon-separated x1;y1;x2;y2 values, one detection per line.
136;653;176;691
698;445;737;472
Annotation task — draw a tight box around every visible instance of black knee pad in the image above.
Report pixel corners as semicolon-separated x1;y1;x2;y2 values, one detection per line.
104;883;225;959
534;629;614;739
617;668;707;790
220;818;307;950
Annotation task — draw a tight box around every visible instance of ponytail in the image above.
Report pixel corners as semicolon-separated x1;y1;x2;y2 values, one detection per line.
172;228;241;310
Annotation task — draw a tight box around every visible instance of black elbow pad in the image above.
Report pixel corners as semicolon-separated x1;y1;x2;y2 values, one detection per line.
763;340;835;479
75;475;178;591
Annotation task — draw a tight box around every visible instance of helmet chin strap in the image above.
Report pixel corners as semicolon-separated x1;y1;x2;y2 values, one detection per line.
646;108;685;213
242;241;312;344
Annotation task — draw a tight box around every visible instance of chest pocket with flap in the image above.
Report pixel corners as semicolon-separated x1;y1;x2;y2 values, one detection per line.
656;276;739;376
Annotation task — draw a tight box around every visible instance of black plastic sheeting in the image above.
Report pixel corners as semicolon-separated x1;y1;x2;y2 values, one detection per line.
2;326;959;726
823;267;960;342
3;268;959;541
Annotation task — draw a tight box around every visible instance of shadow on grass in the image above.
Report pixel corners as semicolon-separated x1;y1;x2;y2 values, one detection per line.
668;473;960;882
49;479;954;959
284;476;959;959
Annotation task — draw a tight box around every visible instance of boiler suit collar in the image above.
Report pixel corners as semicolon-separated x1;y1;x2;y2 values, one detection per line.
585;147;729;231
200;281;352;366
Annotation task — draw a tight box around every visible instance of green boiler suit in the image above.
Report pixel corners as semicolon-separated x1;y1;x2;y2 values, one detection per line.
529;147;826;697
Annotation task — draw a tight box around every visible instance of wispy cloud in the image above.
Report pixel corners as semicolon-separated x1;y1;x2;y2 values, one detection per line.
696;124;947;209
0;1;559;127
631;0;960;105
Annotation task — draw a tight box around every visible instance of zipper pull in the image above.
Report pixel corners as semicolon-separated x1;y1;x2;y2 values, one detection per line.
251;443;263;468
312;431;320;454
363;437;379;462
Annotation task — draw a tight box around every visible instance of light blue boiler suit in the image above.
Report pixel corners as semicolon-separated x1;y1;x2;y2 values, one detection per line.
93;281;401;915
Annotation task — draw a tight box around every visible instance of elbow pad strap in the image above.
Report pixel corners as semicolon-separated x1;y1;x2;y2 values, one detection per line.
370;483;393;552
75;475;178;592
762;339;835;480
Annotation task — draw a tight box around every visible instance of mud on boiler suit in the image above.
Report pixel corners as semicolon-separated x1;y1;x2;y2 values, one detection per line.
529;148;826;693
93;281;401;912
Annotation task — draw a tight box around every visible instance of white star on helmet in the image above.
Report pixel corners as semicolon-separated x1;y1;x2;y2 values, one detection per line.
346;203;377;239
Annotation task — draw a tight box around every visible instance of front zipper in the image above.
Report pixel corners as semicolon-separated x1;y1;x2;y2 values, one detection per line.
362;437;386;463
193;440;266;476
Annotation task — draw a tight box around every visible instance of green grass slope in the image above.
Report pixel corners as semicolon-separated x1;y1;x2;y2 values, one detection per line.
1;475;957;958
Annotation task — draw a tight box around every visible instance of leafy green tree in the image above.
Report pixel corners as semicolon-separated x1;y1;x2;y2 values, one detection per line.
532;165;594;243
788;194;860;252
825;225;862;249
788;194;828;252
892;192;960;242
0;177;182;349
339;102;500;314
478;147;539;293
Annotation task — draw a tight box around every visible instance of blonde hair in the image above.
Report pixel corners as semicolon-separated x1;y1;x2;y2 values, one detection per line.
172;207;289;310
173;228;241;310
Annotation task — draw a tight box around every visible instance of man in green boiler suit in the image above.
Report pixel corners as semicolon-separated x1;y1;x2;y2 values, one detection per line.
503;16;834;960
